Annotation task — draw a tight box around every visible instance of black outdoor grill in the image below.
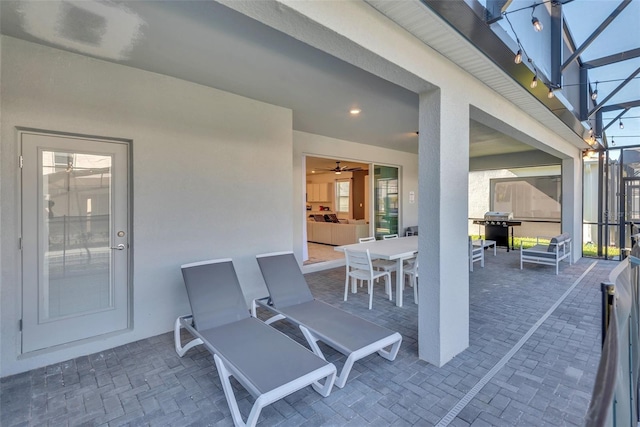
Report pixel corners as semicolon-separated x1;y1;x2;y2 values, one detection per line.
473;212;522;252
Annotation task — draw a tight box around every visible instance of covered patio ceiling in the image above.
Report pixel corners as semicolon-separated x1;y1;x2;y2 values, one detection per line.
0;0;558;165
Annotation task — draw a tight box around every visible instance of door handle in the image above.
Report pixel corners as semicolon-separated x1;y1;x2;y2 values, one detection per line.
111;244;125;250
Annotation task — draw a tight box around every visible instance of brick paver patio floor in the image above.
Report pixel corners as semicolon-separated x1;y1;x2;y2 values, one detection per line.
1;250;614;426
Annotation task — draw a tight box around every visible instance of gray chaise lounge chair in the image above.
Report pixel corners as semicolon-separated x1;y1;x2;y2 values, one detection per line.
174;258;336;427
253;251;402;388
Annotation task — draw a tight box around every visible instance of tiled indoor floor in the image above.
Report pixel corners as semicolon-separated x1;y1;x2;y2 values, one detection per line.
1;249;613;426
303;242;345;265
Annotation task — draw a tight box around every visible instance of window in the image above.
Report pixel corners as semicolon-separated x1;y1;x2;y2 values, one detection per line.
336;179;350;213
491;176;561;219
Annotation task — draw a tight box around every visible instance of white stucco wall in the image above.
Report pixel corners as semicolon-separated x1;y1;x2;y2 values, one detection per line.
0;36;295;376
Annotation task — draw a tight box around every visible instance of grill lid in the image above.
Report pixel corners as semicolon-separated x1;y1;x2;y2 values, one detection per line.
484;211;513;221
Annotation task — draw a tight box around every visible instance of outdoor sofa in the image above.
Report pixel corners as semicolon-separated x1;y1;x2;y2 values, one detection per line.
307;219;369;246
520;232;572;275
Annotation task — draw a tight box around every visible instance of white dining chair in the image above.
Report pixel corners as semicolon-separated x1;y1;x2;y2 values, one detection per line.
404;258;418;304
359;236;397;279
344;249;391;309
469;237;484;272
381;234;407;277
405;226;418;236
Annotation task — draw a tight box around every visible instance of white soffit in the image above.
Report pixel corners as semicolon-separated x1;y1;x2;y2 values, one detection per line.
366;0;586;150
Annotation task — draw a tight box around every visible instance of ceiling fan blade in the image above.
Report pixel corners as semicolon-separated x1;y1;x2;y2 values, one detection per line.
316;161;363;172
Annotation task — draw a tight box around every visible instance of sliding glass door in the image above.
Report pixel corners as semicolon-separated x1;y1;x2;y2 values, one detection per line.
373;165;399;238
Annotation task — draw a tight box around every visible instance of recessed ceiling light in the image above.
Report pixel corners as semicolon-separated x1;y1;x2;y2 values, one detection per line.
349;108;361;115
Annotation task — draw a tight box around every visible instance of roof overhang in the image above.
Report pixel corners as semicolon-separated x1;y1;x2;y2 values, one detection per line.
366;0;588;150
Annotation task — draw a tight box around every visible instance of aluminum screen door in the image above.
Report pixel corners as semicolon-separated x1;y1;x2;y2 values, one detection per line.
623;180;640;251
21;132;129;352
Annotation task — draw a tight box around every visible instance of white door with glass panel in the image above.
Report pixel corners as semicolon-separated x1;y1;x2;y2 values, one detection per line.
21;132;129;353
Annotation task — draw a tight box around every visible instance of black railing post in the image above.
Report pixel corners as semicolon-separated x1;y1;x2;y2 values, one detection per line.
601;282;615;347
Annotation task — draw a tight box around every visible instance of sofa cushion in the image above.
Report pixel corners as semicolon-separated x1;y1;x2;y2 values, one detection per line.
307;221;369;245
324;214;340;223
548;233;570;252
528;249;559;259
527;244;550;253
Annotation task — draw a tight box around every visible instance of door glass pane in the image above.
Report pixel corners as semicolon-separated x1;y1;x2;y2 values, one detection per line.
41;150;112;320
374;165;399;238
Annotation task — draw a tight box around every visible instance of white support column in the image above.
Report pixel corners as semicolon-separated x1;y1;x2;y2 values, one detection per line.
417;89;470;367
562;155;582;262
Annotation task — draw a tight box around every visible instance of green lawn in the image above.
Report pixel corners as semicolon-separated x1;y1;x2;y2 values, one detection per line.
470;235;620;258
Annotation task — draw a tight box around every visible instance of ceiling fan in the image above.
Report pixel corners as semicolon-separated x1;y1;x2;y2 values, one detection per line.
326;161;362;174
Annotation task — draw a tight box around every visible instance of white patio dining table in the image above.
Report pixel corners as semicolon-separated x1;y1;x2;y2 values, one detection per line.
335;235;418;308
